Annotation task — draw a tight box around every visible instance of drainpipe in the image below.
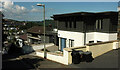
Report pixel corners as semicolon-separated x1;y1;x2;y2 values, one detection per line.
57;20;59;51
84;21;86;45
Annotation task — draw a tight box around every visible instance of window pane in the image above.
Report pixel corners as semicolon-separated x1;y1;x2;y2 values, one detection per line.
74;21;76;28
69;21;72;28
96;20;98;29
65;21;67;28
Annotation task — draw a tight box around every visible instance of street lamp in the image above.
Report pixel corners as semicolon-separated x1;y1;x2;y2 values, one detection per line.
37;3;46;59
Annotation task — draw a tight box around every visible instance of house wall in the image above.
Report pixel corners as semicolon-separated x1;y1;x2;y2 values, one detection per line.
86;32;95;43
57;16;117;33
58;21;84;32
58;30;117;50
27;33;54;44
109;15;118;33
58;30;84;47
86;32;117;44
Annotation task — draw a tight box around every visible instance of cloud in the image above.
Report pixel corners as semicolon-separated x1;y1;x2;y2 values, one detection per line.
31;8;41;13
1;0;54;21
31;5;42;13
1;0;30;20
3;1;29;14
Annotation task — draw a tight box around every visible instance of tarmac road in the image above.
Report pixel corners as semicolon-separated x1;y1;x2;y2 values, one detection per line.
2;48;119;69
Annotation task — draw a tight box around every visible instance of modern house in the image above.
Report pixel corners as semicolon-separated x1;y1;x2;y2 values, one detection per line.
52;11;118;51
27;26;58;45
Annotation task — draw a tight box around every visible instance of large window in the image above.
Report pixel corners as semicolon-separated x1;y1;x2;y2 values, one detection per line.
96;19;103;30
65;21;76;28
73;21;76;28
65;21;68;28
69;21;72;28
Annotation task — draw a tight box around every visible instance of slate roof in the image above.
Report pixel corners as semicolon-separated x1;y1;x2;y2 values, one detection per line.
19;34;27;41
27;26;53;35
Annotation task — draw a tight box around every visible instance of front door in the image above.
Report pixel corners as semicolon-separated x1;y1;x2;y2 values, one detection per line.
61;38;66;52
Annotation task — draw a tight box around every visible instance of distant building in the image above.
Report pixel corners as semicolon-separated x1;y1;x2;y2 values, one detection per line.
27;26;58;45
52;11;118;51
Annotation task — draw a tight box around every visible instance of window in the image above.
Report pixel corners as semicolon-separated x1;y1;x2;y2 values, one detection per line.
89;41;94;43
97;41;102;43
69;39;74;47
65;21;76;28
96;19;103;29
65;21;68;28
69;21;72;28
73;21;76;28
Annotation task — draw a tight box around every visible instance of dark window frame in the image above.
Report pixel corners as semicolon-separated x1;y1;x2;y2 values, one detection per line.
69;21;72;28
73;21;76;28
89;41;94;43
96;19;103;30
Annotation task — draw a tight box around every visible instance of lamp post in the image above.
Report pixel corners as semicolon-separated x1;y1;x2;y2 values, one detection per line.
37;4;46;59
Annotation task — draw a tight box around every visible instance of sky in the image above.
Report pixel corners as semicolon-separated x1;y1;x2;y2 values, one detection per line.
0;1;118;21
1;0;120;2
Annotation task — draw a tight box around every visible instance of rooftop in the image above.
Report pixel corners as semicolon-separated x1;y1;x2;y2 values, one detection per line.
27;26;53;35
52;11;118;18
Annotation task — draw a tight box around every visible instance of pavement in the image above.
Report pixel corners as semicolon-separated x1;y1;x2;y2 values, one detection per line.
2;48;119;69
2;52;72;70
31;43;55;51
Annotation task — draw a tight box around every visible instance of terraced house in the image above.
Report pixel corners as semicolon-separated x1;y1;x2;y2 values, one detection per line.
52;11;118;51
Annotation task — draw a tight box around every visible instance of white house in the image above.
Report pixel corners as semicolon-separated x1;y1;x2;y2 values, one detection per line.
52;11;118;51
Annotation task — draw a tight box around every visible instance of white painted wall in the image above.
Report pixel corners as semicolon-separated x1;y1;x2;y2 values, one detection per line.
36;49;69;65
58;30;117;47
58;30;84;47
109;33;117;41
86;32;95;44
86;32;117;44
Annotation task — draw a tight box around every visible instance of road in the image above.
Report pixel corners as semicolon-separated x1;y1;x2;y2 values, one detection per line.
2;52;71;70
2;48;119;69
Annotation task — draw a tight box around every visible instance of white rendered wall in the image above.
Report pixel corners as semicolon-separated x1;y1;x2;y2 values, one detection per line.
86;32;117;44
86;32;95;44
58;30;84;47
109;33;117;41
58;30;117;47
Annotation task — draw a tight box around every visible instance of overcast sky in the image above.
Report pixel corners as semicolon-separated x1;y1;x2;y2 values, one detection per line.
0;0;118;21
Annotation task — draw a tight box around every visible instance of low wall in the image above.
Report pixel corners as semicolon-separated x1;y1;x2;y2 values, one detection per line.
36;50;69;65
36;40;119;65
119;41;120;48
86;40;119;58
64;46;86;64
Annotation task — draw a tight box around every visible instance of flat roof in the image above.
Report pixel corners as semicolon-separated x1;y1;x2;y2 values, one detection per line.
52;11;118;18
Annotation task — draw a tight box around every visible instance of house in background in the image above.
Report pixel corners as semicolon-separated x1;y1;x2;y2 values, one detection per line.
52;11;118;51
27;26;59;45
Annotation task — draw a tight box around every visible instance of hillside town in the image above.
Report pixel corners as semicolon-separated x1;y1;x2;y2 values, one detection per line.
1;2;120;69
